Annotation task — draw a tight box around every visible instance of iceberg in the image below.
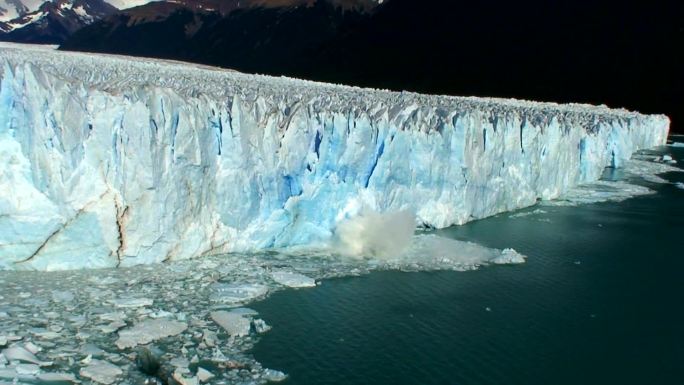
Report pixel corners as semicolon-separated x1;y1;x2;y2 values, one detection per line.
0;43;670;270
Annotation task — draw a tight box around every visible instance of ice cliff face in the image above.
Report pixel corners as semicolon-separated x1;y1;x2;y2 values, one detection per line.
0;43;670;270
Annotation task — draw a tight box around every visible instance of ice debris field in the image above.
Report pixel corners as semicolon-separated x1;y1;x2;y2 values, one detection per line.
0;42;672;270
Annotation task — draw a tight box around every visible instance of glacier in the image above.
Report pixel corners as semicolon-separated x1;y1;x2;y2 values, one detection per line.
0;43;670;270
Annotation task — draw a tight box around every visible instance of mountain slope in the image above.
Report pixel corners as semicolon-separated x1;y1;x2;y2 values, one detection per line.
0;0;156;43
0;0;117;43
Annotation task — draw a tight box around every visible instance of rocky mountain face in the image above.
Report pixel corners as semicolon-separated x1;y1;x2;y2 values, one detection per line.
0;0;381;43
0;0;117;43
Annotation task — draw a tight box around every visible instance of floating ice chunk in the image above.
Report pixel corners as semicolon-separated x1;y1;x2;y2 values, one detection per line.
170;356;190;368
32;330;60;339
23;342;41;354
209;283;268;304
491;249;527;264
197;367;214;382
0;368;23;380
173;368;199;385
676;182;684;190
116;319;187;349
100;321;126;334
81;344;105;357
670;142;684;147
662;155;673;162
228;308;259;316
271;271;316;288
149;310;174;318
51;291;74;303
98;312;126;322
211;311;251;337
15;364;40;375
262;369;287;382
400;234;506;270
37;372;79;382
109;298;153;308
79;359;122;384
211;348;228;363
1;346;52;366
253;319;271;334
88;277;119;286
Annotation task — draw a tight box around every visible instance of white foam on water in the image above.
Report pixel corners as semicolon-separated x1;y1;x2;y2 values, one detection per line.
543;180;655;207
544;156;682;207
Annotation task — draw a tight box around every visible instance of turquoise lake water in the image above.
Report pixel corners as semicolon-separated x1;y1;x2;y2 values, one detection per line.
250;143;684;385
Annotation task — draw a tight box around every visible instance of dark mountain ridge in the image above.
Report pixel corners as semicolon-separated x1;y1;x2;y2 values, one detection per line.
0;0;117;44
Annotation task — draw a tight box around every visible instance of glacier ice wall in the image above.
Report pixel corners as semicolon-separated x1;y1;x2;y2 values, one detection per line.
0;43;670;270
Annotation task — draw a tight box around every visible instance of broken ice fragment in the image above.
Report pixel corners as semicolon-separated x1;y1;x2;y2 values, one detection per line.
170;356;190;368
15;363;40;375
38;372;80;382
1;346;52;366
271;272;316;288
262;369;287;382
109;298;153;308
79;359;123;384
51;290;75;303
100;321;126;334
116;319;187;349
81;344;105;357
211;311;251;337
209;283;268;304
32;330;61;339
173;368;199;385
197;367;214;382
253;319;271;334
24;342;41;354
228;308;259;316
490;248;526;264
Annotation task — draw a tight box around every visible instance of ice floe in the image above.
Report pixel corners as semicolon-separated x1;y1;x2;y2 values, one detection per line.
79;359;122;384
210;311;251;337
270;271;317;288
116;319;187;349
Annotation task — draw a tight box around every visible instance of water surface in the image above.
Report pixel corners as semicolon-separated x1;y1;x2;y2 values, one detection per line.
251;145;684;385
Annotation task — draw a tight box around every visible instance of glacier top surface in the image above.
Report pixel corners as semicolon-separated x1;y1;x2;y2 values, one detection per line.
0;42;667;129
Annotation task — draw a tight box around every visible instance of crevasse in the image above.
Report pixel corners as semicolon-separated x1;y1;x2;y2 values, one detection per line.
0;44;670;270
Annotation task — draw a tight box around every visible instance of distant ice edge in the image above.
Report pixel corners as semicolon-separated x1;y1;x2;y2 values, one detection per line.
0;44;670;270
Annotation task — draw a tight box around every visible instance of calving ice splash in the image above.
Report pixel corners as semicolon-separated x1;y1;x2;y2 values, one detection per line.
306;206;527;268
0;43;671;270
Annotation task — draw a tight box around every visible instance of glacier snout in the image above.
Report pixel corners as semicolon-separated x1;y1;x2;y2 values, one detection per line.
0;44;670;270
